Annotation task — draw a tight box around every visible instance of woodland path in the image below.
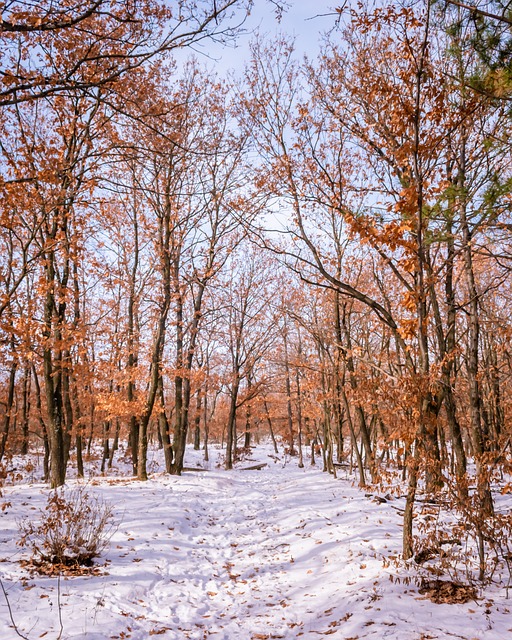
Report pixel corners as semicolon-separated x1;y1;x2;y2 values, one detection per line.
1;452;508;639
97;465;367;639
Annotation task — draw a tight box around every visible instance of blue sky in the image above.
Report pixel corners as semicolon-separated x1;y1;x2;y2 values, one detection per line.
243;0;339;53
190;0;339;75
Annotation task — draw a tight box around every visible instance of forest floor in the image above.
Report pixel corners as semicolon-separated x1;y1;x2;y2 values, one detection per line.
1;444;512;639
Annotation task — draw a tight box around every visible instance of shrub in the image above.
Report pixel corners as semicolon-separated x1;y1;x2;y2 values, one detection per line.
414;483;512;590
18;485;116;569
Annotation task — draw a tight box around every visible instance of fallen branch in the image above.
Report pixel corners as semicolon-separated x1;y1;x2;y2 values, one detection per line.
0;576;30;640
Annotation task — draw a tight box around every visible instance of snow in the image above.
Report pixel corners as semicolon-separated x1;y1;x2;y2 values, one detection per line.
1;445;512;639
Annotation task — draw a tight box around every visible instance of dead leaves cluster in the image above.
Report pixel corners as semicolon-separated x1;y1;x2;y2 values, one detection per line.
19;557;108;577
418;579;477;604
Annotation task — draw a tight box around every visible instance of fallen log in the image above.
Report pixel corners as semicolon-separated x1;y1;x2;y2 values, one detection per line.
240;463;267;471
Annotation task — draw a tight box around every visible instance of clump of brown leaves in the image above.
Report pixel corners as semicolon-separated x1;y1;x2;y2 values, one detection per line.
418;579;477;604
18;485;116;575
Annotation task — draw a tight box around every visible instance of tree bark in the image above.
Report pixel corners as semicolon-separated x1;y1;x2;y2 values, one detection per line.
0;358;17;462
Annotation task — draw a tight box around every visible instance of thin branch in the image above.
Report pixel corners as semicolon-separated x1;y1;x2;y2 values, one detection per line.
57;573;64;640
445;0;512;26
0;577;30;640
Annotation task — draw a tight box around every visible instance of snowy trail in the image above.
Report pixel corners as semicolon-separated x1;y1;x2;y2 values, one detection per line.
103;469;315;639
1;449;512;639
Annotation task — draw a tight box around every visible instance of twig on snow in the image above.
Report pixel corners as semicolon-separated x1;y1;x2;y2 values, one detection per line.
0;575;30;640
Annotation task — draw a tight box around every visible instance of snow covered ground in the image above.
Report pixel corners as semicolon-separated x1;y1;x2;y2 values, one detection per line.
1;445;511;639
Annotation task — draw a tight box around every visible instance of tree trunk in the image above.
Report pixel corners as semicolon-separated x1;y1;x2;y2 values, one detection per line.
43;260;67;489
264;399;279;454
244;401;251;449
340;383;366;486
72;384;84;478
32;366;50;481
225;379;240;470
193;389;202;451
157;376;173;473
283;329;296;456
101;420;110;473
338;304;377;482
170;283;206;475
108;419;120;469
458;134;493;515
403;442;419;560
61;351;74;469
20;365;31;456
137;313;168;480
0;358;17;462
295;367;304;468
